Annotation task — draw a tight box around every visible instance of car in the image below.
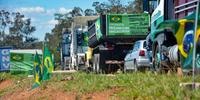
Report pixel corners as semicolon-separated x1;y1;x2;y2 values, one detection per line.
124;40;151;72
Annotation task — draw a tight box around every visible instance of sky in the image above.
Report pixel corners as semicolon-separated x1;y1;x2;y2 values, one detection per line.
0;0;132;41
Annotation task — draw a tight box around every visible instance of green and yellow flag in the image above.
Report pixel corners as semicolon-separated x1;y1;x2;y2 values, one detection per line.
179;1;200;69
32;52;43;89
155;1;200;69
42;46;54;80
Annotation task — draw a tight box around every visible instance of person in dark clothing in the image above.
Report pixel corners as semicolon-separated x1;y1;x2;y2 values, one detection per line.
146;28;153;70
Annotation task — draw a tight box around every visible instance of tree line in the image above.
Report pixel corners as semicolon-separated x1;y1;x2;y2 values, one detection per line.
45;0;143;54
0;10;41;49
0;0;142;49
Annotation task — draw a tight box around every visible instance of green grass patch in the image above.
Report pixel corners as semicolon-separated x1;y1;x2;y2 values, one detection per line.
2;71;200;99
46;72;200;99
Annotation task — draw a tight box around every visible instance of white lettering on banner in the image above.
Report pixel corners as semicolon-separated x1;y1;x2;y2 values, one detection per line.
2;49;9;55
2;56;10;62
2;63;10;69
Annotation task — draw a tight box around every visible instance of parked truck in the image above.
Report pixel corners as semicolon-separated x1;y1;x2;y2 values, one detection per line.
150;0;200;73
87;14;150;73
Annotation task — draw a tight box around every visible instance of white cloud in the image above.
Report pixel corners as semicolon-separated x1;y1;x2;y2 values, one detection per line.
16;6;45;13
47;19;58;25
58;7;72;14
46;9;56;15
15;7;72;15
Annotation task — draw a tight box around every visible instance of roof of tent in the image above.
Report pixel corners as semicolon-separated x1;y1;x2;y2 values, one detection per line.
10;49;42;55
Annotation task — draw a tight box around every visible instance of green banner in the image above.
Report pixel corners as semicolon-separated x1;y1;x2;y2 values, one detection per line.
10;52;42;74
107;14;150;36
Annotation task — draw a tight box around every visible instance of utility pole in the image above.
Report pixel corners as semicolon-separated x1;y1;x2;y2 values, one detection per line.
70;22;77;70
192;0;200;89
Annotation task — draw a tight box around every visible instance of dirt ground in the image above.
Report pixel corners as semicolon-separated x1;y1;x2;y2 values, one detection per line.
0;80;13;90
0;79;120;100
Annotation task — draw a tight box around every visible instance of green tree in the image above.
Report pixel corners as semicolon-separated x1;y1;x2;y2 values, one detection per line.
92;0;143;14
84;9;95;16
70;7;83;17
108;0;125;13
127;0;143;13
92;2;109;14
0;10;11;45
0;10;37;48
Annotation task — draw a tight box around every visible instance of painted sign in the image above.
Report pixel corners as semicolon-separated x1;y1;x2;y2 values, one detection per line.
0;48;11;71
10;50;42;72
107;13;150;36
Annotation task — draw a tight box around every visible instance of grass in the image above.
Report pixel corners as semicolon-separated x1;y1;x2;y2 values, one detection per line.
48;72;200;99
1;71;200;99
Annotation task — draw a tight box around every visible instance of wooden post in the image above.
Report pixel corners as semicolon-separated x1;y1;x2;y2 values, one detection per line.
177;67;183;78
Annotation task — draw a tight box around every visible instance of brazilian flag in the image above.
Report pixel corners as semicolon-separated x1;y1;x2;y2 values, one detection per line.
156;2;200;69
173;1;200;69
181;1;200;69
42;46;54;80
110;15;122;23
32;52;43;89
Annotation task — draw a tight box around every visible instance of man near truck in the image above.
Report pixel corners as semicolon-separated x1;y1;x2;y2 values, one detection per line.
85;47;93;72
146;27;153;70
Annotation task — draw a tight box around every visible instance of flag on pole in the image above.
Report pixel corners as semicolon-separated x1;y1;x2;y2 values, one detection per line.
42;46;54;80
32;52;43;89
183;1;200;70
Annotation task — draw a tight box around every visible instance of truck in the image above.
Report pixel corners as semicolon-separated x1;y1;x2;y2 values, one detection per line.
150;0;200;73
87;14;150;73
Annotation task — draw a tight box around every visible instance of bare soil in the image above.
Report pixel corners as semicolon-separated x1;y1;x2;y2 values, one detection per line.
0;79;121;100
81;86;121;100
0;80;13;90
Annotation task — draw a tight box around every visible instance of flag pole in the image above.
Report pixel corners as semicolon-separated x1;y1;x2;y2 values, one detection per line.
192;0;200;89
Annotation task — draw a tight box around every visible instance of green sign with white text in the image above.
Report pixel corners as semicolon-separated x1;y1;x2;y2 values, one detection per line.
107;14;150;36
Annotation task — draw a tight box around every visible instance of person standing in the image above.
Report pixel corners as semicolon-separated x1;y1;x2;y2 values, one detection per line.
146;28;153;70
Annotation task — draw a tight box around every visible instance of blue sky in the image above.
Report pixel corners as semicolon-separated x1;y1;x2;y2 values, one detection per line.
0;0;132;41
